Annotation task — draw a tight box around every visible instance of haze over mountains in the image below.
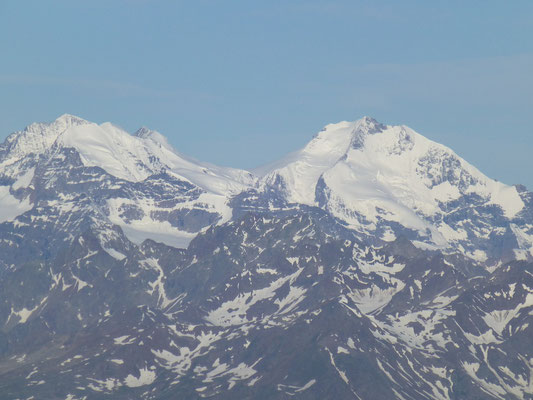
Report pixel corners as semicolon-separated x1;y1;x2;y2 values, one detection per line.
0;115;532;399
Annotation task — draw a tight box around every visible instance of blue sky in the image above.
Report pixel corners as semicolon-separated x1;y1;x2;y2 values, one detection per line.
1;1;532;188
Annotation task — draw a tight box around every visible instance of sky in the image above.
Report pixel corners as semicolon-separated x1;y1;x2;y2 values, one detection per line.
1;0;532;188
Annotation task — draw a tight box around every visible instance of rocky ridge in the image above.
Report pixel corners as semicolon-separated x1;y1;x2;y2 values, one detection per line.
0;115;532;399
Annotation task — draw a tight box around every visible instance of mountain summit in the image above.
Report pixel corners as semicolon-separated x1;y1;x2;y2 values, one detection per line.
1;114;532;261
0;114;254;247
257;116;523;218
250;117;529;263
1;114;533;399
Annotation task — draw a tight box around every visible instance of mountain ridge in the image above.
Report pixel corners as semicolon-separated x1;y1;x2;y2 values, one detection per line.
1;114;533;399
1;114;531;263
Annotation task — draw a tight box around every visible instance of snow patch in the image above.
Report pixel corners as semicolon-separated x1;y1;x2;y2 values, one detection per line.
0;186;32;222
124;367;156;387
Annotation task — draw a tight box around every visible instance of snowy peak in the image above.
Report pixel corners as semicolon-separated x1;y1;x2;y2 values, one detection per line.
1;113;256;217
259;116;524;215
255;116;394;203
253;119;363;202
53;113;89;127
339;121;524;218
1;114;531;261
350;116;387;149
30;113;90;134
0;114;90;165
134;126;173;151
252;116;528;261
19;113;90;142
55;118;255;195
255;116;388;179
0;114;253;193
58;121;163;182
0;114;259;249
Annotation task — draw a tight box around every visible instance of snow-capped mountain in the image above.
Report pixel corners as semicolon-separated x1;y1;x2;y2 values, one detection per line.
1;114;533;399
1;114;531;261
0;114;254;247
249;116;532;264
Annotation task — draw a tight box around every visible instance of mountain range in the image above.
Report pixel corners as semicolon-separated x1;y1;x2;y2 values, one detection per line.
0;114;532;399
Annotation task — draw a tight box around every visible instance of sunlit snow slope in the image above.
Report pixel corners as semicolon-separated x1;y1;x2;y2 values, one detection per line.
254;117;531;262
1;114;532;260
0;114;254;247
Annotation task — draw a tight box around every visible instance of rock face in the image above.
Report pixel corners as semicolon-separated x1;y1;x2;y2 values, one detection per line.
0;115;532;399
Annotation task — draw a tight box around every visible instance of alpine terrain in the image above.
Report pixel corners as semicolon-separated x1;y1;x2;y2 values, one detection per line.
0;114;532;399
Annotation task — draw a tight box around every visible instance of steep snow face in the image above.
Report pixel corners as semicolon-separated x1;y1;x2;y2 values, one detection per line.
59;122;254;193
1;114;253;193
343;121;523;217
323;121;524;223
258;117;526;255
59;122;160;182
259;117;523;217
0;114;89;162
254;120;358;203
133;127;255;195
0;114;89;178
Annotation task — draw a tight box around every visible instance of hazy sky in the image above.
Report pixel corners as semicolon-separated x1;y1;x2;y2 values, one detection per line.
1;1;532;188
